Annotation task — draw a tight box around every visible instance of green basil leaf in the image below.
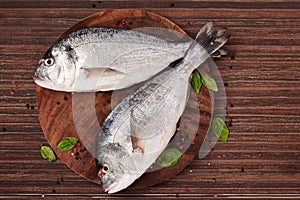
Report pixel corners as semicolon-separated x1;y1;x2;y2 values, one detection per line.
57;137;78;152
212;117;229;142
157;148;182;168
191;70;202;94
202;75;218;92
41;145;56;162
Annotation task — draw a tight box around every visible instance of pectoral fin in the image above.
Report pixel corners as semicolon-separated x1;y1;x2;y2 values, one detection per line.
77;67;126;91
82;66;125;76
130;110;145;154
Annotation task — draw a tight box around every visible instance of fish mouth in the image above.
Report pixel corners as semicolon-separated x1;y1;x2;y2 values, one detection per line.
103;182;119;193
33;66;48;81
101;173;138;194
33;76;45;81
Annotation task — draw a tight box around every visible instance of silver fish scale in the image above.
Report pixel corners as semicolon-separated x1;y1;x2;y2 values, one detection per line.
100;67;186;146
60;28;121;49
100;102;130;144
55;27;175;51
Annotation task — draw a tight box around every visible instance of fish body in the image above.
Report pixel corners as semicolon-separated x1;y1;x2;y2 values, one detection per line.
34;27;192;91
96;22;229;193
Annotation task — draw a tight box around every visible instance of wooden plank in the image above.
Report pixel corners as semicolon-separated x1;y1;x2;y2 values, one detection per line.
0;1;300;9
0;0;300;198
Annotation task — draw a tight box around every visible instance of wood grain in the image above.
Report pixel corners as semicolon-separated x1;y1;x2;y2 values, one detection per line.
0;0;300;199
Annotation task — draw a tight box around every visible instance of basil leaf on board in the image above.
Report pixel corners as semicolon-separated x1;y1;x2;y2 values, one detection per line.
191;70;202;94
157;148;182;168
57;137;78;152
41;145;56;162
201;75;218;92
212;117;229;142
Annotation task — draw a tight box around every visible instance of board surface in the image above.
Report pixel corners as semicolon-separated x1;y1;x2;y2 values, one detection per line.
36;9;213;189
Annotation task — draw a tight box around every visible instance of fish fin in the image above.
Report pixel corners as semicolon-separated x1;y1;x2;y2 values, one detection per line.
211;48;229;58
81;66;126;74
129;107;162;155
130;136;143;153
195;22;229;56
132;145;144;154
130;110;145;153
74;68;125;91
82;68;125;80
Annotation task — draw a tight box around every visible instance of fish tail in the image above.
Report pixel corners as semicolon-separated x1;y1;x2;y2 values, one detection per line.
194;22;229;58
176;22;229;75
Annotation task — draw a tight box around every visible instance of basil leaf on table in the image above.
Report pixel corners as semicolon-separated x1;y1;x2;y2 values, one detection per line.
191;70;202;94
202;75;218;92
212;117;229;142
41;145;56;162
57;137;78;152
157;148;182;168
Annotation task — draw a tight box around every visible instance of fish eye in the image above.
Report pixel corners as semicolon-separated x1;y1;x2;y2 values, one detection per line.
44;58;54;66
100;164;110;175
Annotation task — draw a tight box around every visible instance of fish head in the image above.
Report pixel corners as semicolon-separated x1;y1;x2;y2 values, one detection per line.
96;144;139;193
34;46;76;91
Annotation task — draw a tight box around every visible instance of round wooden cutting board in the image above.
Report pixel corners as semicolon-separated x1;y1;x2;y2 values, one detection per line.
36;9;213;189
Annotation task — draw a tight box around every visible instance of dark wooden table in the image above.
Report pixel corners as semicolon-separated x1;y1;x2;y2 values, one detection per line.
1;1;300;199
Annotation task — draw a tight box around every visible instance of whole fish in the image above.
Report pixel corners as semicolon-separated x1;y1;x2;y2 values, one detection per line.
95;22;228;193
34;26;227;92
